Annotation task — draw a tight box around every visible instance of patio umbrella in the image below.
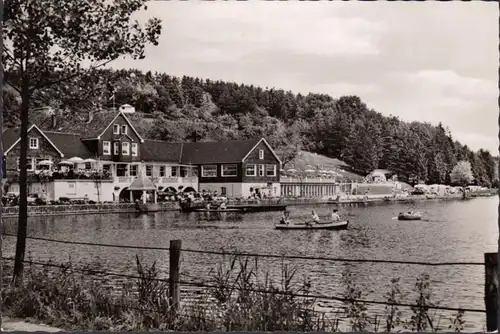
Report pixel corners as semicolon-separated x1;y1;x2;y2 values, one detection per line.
83;158;97;163
68;157;84;163
287;168;297;173
37;160;53;166
304;169;315;173
58;160;74;166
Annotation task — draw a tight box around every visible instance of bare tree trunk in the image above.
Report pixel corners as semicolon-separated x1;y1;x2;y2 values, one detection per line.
12;80;30;282
0;0;4;326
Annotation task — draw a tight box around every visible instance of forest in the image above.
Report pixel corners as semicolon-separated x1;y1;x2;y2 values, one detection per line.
3;68;497;187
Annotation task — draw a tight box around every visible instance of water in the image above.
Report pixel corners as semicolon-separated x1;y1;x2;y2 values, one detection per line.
2;196;498;331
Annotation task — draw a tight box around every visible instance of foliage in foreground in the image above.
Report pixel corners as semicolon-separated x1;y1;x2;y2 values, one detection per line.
1;256;468;332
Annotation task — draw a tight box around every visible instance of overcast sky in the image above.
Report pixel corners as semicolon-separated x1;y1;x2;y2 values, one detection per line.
112;1;498;154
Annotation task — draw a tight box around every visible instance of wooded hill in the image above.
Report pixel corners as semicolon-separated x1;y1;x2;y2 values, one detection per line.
3;68;497;187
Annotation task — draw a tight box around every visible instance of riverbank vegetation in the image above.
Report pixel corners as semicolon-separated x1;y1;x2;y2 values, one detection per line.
4;69;497;187
1;255;469;332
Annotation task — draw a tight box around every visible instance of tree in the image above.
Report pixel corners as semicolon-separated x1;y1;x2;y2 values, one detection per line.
3;0;162;281
450;160;474;199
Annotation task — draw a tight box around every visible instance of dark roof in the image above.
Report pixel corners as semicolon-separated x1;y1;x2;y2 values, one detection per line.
2;128;20;151
142;140;182;163
44;131;93;159
179;139;261;164
54;111;119;138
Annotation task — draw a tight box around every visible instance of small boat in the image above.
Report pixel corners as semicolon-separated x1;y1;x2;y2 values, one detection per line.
397;212;422;221
135;202;160;213
275;220;349;230
193;207;245;213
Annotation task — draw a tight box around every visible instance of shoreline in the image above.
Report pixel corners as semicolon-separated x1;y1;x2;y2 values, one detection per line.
1;192;495;218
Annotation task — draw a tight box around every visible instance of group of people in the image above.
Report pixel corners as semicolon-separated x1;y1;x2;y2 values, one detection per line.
279;208;341;225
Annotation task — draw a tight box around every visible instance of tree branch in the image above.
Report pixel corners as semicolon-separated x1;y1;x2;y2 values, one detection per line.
33;57;117;91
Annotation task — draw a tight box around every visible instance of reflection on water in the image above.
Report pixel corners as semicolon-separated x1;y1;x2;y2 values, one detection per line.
2;197;498;330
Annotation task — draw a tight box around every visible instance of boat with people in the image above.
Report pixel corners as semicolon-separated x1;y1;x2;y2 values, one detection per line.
275;220;349;230
397;211;422;221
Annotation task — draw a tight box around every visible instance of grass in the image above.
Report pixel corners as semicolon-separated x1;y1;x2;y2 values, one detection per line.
1;254;470;332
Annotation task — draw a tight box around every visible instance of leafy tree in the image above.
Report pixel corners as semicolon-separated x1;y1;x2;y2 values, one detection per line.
450;160;474;199
3;0;162;281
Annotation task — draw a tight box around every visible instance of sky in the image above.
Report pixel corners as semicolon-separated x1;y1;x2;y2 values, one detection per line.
111;1;499;154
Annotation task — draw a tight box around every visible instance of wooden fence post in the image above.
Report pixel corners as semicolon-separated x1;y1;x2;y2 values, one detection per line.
485;252;498;331
169;239;181;317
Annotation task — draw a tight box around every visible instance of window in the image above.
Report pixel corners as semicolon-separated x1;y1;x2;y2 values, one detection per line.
113;142;119;155
29;138;39;149
258;149;264;160
103;141;111;155
85;162;91;170
221;187;227;196
130;165;138;177
113;124;120;135
258;164;265;177
180;166;188;177
146;165;153;177
201;165;217;178
131;143;138;156
121;125;128;135
102;164;111;173
121;142;130;155
266;164;276;177
245;164;256;176
171;167;177;177
222;164;238;177
159;166;166;177
34;158;47;170
17;158;34;171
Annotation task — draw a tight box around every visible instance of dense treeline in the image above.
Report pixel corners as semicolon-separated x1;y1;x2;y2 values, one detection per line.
3;68;498;187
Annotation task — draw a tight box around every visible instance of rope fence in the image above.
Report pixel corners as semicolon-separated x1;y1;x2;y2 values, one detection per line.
1;232;485;266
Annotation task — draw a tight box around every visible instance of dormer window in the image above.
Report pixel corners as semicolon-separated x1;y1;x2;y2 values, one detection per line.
259;149;264;159
113;142;119;155
121;125;128;135
113;124;120;135
29;137;39;149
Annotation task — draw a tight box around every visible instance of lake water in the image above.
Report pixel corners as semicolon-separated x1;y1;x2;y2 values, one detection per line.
2;196;498;331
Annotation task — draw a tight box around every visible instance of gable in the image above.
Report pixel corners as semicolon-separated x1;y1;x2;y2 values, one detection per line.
242;138;281;164
4;125;64;157
97;112;144;143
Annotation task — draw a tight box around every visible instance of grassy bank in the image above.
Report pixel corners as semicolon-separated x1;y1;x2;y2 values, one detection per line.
1;255;471;332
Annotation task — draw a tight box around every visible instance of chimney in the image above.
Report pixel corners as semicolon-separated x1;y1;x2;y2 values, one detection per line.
86;110;94;124
51;113;57;129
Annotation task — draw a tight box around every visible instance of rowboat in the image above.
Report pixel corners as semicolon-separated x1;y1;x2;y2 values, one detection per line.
397;212;422;221
275;220;349;230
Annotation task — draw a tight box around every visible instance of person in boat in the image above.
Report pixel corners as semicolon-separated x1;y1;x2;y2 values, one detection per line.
310;210;320;225
279;211;290;225
331;209;341;222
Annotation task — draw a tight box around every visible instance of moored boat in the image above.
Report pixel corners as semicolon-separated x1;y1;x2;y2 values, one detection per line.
397;212;422;221
193;208;245;213
275;220;349;230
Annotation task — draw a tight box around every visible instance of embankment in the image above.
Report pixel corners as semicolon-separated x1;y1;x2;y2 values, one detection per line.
2;202;180;218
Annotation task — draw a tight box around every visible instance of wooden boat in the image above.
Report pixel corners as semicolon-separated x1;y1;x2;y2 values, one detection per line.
193;207;245;213
135;202;160;213
275;220;349;230
397;212;422;221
